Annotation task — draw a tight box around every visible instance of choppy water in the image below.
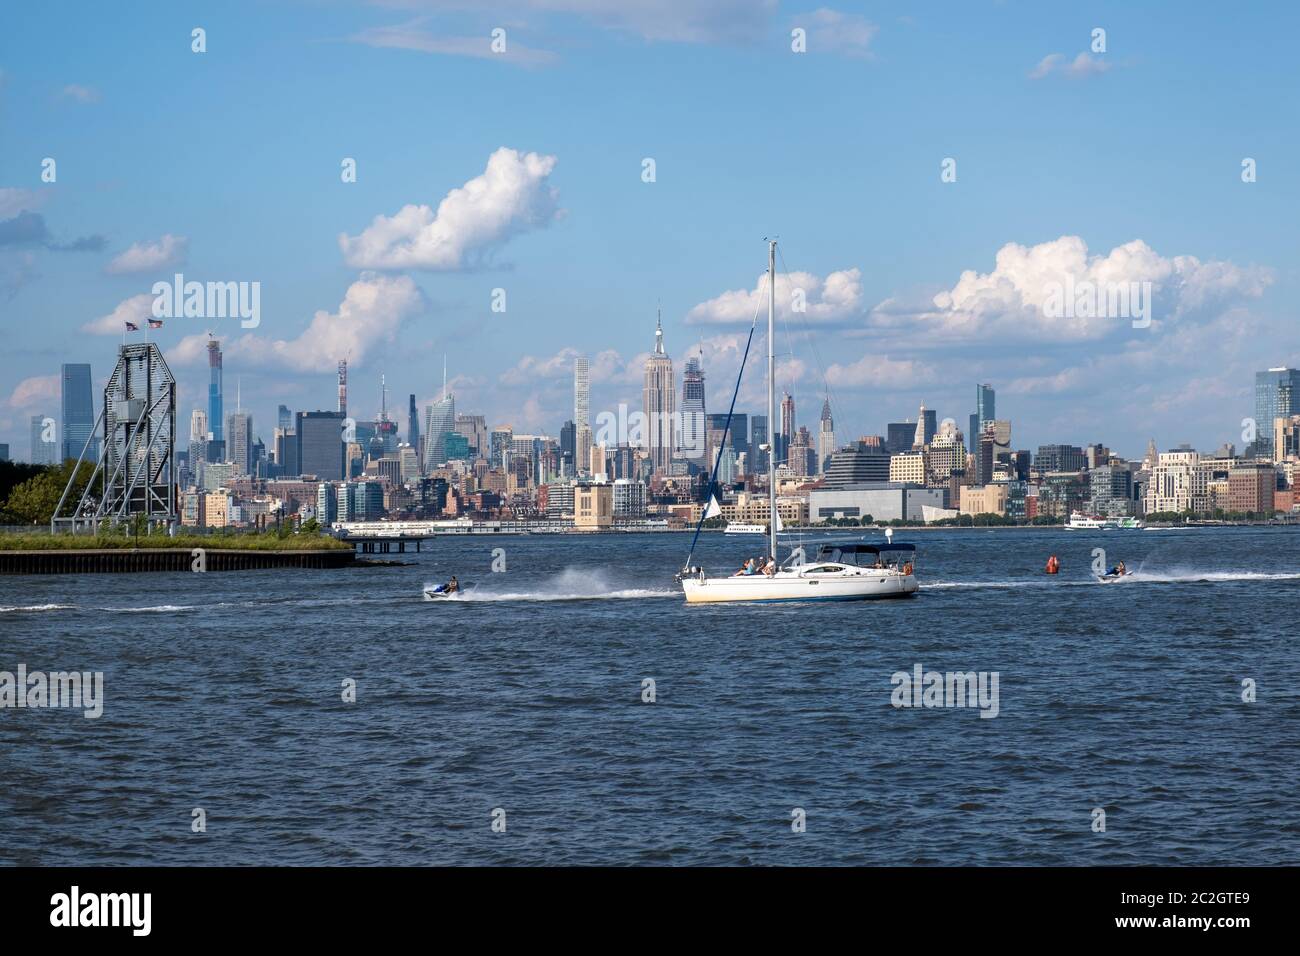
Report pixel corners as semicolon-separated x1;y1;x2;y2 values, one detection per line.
1;527;1297;865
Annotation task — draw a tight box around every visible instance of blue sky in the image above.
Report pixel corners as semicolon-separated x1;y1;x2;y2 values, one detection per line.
2;0;1298;460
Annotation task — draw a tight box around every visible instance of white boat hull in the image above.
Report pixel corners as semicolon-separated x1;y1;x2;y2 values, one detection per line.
681;567;918;604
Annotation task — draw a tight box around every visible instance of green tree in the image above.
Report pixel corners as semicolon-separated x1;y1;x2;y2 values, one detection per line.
1;461;95;526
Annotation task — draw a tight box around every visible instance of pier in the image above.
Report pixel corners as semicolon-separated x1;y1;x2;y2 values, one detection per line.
0;548;356;575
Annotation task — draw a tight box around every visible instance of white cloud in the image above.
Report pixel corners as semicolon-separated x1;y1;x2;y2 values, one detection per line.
167;274;426;374
4;374;59;411
800;8;878;58
339;147;562;271
104;234;188;275
350;18;559;66
0;188;46;219
82;293;155;335
1030;52;1111;79
60;84;101;103
892;235;1272;342
825;353;935;389
499;347;639;386
687;267;863;326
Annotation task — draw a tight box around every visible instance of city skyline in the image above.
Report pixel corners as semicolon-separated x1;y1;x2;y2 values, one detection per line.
3;2;1300;459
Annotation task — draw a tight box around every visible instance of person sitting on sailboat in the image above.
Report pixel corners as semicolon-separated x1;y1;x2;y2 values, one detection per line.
760;556;776;577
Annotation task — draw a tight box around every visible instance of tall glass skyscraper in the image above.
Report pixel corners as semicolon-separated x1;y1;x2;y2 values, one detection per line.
969;383;995;452
61;363;98;462
423;393;456;469
207;339;224;443
679;355;706;463
1254;367;1300;458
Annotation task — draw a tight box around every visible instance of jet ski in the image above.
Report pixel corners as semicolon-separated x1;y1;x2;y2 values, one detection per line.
1095;570;1132;584
424;579;461;599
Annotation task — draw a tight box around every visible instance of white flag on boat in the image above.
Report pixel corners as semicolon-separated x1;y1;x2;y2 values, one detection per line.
703;495;721;520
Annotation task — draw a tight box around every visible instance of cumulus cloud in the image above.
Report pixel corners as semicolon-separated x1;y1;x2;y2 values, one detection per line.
799;8;878;58
168;274;426;373
82;293;156;335
687;267;863;326
104;234;188;274
4;374;59;411
1029;52;1111;79
499;347;639;386
825;353;935;389
885;235;1271;342
339;147;563;271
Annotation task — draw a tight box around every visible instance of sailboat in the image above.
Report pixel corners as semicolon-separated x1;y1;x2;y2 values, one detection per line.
677;240;920;603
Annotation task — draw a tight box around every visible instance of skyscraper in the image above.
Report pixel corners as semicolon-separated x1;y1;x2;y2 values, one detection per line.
61;363;97;462
969;383;995;454
574;355;592;473
1253;367;1300;458
424;395;456;469
912;405;927;450
751;414;768;474
295;411;345;480
407;394;420;460
207;338;223;443
642;313;675;474
679;354;706;463
227;411;253;475
818;397;835;475
277;405;292;431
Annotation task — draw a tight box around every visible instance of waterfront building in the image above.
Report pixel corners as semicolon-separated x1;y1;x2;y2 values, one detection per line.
1145;447;1199;514
960;483;1009;517
642;315;676;474
1254;367;1300;458
1088;465;1135;517
1226;461;1276;515
613;478;647;518
575;482;613;530
809;482;947;524
544;480;576;518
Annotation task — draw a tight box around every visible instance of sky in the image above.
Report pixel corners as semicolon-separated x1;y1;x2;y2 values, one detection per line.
2;0;1298;461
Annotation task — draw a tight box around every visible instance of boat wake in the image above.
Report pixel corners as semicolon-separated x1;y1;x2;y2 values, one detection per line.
0;603;75;613
424;568;677;603
926;567;1300;590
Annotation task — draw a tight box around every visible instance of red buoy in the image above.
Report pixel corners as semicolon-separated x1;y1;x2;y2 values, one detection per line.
1045;555;1060;575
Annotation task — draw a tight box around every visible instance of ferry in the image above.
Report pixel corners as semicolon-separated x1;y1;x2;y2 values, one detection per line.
1065;511;1145;530
724;522;767;535
1065;511;1110;530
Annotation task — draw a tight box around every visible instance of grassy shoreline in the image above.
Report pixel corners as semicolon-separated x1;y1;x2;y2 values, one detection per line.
0;532;352;551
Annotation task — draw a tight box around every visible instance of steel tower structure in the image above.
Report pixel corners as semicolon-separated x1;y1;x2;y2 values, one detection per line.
52;342;177;532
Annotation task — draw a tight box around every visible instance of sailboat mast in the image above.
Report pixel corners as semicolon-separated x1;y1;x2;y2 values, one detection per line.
767;238;778;563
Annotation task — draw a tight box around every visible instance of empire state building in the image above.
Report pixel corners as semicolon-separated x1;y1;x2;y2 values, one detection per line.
642;313;676;475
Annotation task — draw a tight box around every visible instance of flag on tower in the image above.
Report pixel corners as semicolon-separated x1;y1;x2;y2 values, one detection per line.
124;321;139;331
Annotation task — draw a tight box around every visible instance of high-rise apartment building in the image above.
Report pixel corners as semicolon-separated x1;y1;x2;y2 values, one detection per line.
207;339;223;443
679;354;706;464
296;411;345;480
1254;367;1300;458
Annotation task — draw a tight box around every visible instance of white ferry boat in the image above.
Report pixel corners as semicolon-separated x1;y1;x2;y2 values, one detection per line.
1065;511;1144;530
724;522;767;535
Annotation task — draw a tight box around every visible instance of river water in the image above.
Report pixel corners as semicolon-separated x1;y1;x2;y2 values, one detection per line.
1;526;1297;865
